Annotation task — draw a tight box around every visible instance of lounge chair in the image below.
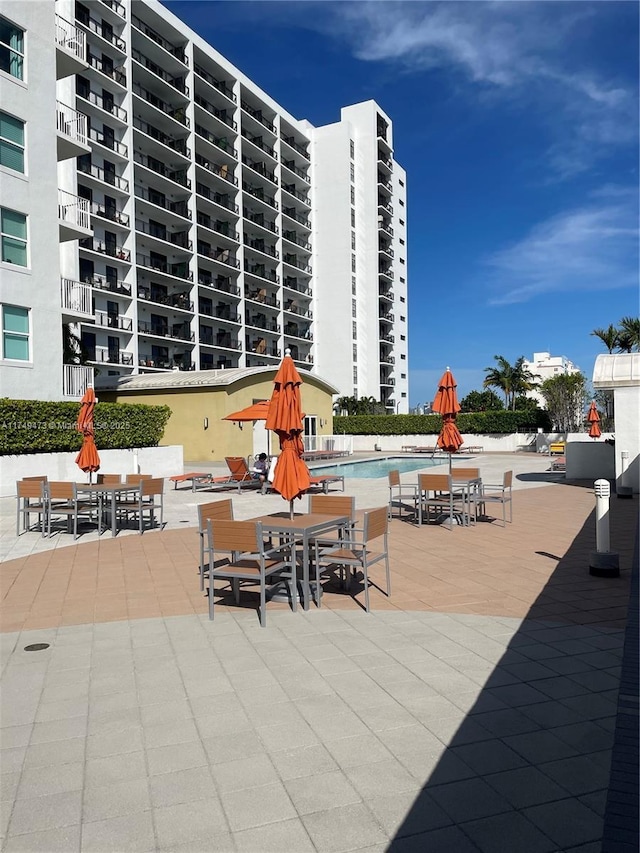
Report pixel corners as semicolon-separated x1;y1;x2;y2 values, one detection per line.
550;456;566;472
196;457;263;494
307;475;345;493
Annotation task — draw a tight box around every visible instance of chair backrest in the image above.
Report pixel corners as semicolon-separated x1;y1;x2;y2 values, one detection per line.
48;481;74;500
503;470;513;489
308;494;355;519
17;479;46;499
388;470;401;488
418;473;452;493
126;473;152;484
98;474;122;484
198;499;234;533
22;475;48;482
363;506;388;542
451;467;480;481
141;477;163;497
208;518;260;553
225;456;250;480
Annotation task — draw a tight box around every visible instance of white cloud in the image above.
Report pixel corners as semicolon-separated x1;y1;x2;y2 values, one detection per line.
483;190;639;305
330;1;637;178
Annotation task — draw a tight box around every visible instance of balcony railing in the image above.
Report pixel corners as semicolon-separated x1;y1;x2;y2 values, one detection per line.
242;183;277;209
132;47;188;94
78;160;129;191
88;127;128;157
137;288;194;312
241;156;277;184
78;89;127;121
76;11;126;51
131;15;188;64
86;273;131;295
197;243;239;268
241;129;276;158
63;364;94;398
244;238;278;258
196;213;239;241
61;278;92;315
195;124;235;157
88;54;126;86
200;333;241;349
379;287;394;300
55;14;86;62
242;208;278;234
283;255;312;273
195;154;238;186
283;231;311;251
245;289;280;308
197;274;240;296
240;100;275;133
95;311;133;330
58;190;90;230
133;117;190;157
196;183;239;214
134;151;190;188
135;186;191;219
90;202;129;227
283;302;312;318
282;159;309;183
193;94;237;130
100;0;126;18
194;64;235;101
56;101;87;146
136;254;193;280
246;316;281;333
282;207;310;228
283;277;312;296
80;238;130;261
138;320;195;342
199;304;240;322
133;83;189;126
378;220;394;237
136;220;192;250
244;263;279;283
91;346;134;365
282;135;310;160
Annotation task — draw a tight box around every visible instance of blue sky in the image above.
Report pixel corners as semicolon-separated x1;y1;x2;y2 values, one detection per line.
164;0;639;406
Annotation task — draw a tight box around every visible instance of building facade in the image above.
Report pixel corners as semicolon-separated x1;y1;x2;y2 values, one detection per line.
0;0;409;411
524;351;581;406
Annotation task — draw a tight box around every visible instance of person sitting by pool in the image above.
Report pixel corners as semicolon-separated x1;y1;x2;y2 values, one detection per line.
251;453;269;494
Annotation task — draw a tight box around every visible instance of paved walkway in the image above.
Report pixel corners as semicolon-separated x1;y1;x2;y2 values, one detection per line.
0;454;636;852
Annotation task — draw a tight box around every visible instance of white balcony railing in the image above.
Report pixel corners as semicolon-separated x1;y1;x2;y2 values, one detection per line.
56;101;88;147
61;278;92;315
63;364;94;398
55;14;86;61
302;434;353;455
58;190;90;231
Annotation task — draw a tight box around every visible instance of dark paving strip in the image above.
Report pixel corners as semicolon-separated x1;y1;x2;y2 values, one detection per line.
601;514;639;853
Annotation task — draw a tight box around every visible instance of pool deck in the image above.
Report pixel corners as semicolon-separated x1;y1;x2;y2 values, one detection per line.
0;453;637;852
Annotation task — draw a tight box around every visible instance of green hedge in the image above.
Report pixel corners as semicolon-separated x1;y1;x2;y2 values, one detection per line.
0;398;171;455
334;410;552;436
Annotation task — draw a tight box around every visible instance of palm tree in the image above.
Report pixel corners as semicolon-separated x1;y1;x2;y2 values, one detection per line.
483;356;515;409
617;316;640;352
591;325;620;353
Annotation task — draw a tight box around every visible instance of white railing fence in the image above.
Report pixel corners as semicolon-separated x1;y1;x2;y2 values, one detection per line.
55;14;86;61
303;434;353;455
63;364;94;398
58;190;90;230
60;278;92;316
56;101;88;146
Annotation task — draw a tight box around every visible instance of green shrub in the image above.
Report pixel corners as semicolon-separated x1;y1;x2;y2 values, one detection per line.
334;409;551;436
0;398;171;455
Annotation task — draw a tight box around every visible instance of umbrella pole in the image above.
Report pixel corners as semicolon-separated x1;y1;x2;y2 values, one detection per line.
289;499;294;521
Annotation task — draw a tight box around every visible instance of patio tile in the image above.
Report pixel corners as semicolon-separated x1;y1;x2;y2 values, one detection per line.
85;726;144;759
324;733;394;770
85;751;147;789
523;799;604;848
82;778;151;823
209;753;279;793
385;824;481;852
146;740;208;776
16;761;83;799
483;766;572;808
301;803;388;852
537;755;611;796
234;817;316;852
427;777;511;823
270;743;339;781
219;780;297;831
460;810;557;853
450;739;528;775
2;824;81;852
8;791;82;836
80;812;155;853
284;769;361;815
149;766;217;808
503;730;580;764
345;758;420;799
153;799;228;848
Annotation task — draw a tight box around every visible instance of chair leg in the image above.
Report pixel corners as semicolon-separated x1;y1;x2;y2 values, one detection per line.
363;556;370;613
259;580;266;627
208;564;215;620
231;577;240;604
384;537;391;597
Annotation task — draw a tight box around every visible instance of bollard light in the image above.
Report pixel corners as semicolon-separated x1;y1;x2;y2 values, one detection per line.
589;478;620;577
618;450;632;499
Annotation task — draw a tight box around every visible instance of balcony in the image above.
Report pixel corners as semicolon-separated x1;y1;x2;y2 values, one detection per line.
60;278;93;321
131;15;188;65
198;273;240;296
282;207;310;229
242;208;278;235
241;129;276;159
283;231;311;251
78;159;129;192
244;262;279;284
90;202;129;228
132;48;188;95
95;311;133;331
196;183;239;214
77;89;127;122
58;190;91;241
86;273;131;296
89;127;128;158
241;156;277;185
136;186;191;219
200;332;240;349
63;364;94;398
75;10;126;52
245;288;279;308
80;237;130;262
242;183;277;210
56;102;89;160
380;332;395;344
283;277;312;296
282;136;310;161
88;54;126;87
197;213;239;242
379;286;394;300
199;303;240;322
91;347;134;366
194;94;237;131
195;155;238;187
283;254;312;274
194;64;236;102
283;301;312;319
195;124;235;157
197;242;239;268
138;288;194;312
138;320;194;342
137;220;193;251
136;254;193;281
100;0;126;18
282;183;309;205
134;151;190;189
55;14;87;78
133;83;188;126
240;101;275;133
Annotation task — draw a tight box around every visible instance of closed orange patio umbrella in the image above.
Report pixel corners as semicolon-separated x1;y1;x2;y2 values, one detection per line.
587;400;601;439
266;349;311;518
75;386;100;481
432;367;463;471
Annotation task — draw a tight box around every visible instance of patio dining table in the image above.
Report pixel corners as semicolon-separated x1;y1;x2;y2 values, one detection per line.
416;476;482;527
248;511;351;610
77;482;141;537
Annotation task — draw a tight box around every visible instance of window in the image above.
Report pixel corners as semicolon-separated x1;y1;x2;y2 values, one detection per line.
1;207;27;266
351;255;356;272
399;238;405;246
400;258;405;265
350;209;355;228
401;392;406;398
401;354;406;360
400;334;406;341
2;304;29;360
399;219;404;226
0;17;24;81
399;199;405;207
353;368;357;384
399;179;404;187
352;344;357;361
350;187;355;205
349;139;354;158
351;300;357;318
352;321;357;338
401;373;406;379
400;296;405;303
351;276;356;295
0;112;24;172
351;232;356;250
350;163;354;182
400;315;405;322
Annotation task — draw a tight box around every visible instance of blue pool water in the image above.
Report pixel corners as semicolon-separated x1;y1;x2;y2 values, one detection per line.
310;457;446;479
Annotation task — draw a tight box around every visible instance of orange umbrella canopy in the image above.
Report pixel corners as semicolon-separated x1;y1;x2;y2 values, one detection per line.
587;401;601;439
75;387;100;474
266;353;311;503
223;400;270;422
432;368;463;453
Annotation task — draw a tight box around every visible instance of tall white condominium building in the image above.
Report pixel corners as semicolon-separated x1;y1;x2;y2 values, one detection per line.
0;0;408;410
524;351;581;406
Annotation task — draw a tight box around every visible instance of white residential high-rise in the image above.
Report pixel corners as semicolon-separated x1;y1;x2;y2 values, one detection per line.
524;351;581;406
0;0;408;409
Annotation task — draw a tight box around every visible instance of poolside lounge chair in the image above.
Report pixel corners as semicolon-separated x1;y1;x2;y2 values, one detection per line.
196;457;263;494
307;474;345;493
550;456;566;472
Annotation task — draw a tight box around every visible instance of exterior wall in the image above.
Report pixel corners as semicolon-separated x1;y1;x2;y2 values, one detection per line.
99;376;335;461
565;442;615;483
612;385;639;493
0;1;65;400
0;445;183;497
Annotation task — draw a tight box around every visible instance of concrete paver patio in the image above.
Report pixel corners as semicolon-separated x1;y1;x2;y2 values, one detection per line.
0;454;636;852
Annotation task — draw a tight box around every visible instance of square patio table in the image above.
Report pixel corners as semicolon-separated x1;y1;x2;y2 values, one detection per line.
248;511;350;610
78;483;141;537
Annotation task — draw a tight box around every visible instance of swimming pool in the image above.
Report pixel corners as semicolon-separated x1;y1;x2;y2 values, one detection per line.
309;457;447;479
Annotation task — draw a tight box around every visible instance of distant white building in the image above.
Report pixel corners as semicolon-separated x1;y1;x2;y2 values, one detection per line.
524;352;581;406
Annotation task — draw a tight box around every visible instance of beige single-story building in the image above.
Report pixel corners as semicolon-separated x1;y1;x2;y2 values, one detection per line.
95;366;337;462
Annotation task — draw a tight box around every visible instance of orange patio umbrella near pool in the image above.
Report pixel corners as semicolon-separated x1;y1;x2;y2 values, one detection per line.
266;349;311;518
223;399;272;455
432;367;463;472
75;386;100;482
587;400;602;439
